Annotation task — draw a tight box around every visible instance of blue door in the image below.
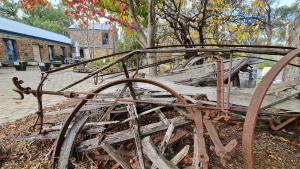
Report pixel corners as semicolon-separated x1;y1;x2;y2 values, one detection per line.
3;39;18;65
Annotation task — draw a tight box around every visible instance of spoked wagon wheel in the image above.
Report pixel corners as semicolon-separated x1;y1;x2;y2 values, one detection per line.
51;78;208;169
243;48;300;169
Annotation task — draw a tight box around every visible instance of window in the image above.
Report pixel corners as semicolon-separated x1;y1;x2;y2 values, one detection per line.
60;47;65;57
32;45;41;62
3;39;18;64
48;45;55;61
102;32;109;47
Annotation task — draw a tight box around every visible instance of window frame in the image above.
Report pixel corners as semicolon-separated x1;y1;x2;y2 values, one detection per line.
102;31;109;48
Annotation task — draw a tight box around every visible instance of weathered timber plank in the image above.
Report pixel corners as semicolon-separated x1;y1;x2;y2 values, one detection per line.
267;80;300;94
192;129;200;169
77;117;190;151
100;141;133;169
171;145;190;165
122;106;165;123
141;136;179;169
151;122;175;169
127;104;145;169
141;79;300;112
156;109;170;125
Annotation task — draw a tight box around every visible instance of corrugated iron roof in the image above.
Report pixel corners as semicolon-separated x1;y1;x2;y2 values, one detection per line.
69;22;110;30
0;17;71;44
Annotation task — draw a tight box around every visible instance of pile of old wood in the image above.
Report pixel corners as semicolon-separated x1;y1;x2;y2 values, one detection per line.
19;77;300;168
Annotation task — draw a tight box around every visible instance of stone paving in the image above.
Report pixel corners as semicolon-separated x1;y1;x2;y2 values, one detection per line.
0;67;97;124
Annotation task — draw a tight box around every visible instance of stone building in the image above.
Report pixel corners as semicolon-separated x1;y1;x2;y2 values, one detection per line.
69;22;117;59
0;17;71;65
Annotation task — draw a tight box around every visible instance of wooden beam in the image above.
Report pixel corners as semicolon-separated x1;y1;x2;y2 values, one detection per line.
171;145;190;165
77;117;190;151
127;104;145;169
142;136;179;169
100;141;133;169
151;122;175;169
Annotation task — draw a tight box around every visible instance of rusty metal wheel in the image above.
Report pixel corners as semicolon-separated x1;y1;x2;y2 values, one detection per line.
51;78;205;169
242;48;300;169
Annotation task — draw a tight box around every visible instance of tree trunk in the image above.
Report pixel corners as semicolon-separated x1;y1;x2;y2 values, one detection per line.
199;0;208;44
266;3;272;45
283;19;300;81
146;0;157;76
128;0;157;76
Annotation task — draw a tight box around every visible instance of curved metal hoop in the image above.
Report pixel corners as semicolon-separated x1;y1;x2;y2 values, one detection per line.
242;48;300;169
51;78;197;168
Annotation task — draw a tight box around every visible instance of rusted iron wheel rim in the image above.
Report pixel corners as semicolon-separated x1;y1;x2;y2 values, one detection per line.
52;78;196;168
242;48;300;169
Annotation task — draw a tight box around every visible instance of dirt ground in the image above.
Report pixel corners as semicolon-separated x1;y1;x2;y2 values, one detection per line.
0;101;299;169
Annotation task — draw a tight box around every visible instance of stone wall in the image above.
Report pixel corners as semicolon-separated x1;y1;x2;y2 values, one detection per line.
69;28;116;58
0;32;71;65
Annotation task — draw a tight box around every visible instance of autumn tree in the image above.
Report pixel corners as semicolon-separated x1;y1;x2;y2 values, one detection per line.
62;0;158;75
158;0;264;46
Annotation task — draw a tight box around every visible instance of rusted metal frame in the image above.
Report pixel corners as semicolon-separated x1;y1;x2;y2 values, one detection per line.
12;77;73;99
94;56;177;79
226;52;233;108
242;48;300;169
153;44;295;50
216;60;224;111
203;119;237;164
132;57;140;78
12;77;36;99
45;44;295;74
51;47;294;93
137;47;290;55
58;50;137;92
13;77;256;116
46;50;132;74
33;73;49;132
93;73;100;85
121;61;137;100
76;97;224;110
52;78;196;168
268;116;299;131
240;55;300;68
10;79;228;112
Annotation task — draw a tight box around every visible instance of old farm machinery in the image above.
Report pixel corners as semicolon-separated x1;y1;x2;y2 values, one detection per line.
12;44;300;169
